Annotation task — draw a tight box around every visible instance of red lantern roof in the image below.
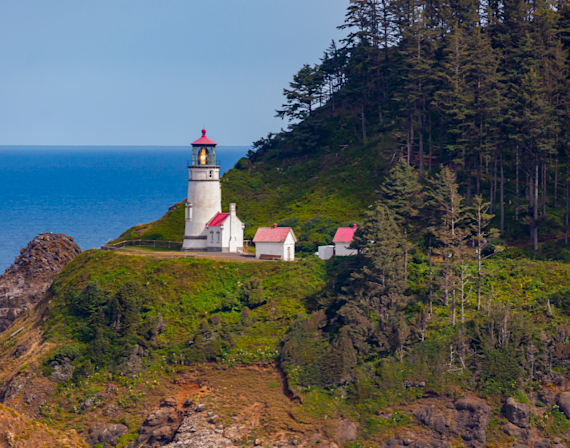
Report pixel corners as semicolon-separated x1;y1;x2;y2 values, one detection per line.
191;129;217;146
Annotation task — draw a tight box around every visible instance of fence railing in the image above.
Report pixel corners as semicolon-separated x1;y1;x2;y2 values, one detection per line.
101;239;183;251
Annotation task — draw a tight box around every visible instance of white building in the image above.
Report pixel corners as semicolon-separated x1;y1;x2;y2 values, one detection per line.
318;245;335;260
253;225;297;261
182;129;244;252
205;203;244;253
332;224;358;256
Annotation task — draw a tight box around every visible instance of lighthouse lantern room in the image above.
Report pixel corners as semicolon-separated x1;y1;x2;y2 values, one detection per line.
182;129;244;252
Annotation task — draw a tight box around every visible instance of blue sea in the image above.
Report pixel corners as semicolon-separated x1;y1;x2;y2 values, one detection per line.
0;146;249;272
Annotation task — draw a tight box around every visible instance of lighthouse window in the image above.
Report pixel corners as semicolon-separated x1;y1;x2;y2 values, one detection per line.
209;171;213;178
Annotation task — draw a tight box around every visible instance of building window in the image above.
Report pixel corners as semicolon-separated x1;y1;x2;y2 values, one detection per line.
210;231;214;243
217;232;220;243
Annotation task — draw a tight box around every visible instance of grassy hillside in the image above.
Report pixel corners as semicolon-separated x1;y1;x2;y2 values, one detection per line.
3;247;570;445
112;201;186;243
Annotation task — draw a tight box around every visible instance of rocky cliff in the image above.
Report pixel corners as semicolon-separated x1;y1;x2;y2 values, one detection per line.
0;233;80;332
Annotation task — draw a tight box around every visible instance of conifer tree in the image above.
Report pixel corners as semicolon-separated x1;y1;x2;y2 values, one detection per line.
427;168;470;324
276;64;324;122
379;160;423;279
347;203;408;351
469;195;501;311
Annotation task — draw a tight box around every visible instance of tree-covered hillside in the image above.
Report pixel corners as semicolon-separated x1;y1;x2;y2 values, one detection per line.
117;1;570;254
227;0;570;250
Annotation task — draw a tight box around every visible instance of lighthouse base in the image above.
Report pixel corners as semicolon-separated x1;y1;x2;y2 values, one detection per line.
181;235;208;251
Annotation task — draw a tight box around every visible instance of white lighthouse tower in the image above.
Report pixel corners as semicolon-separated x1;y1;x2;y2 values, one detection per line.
182;129;244;252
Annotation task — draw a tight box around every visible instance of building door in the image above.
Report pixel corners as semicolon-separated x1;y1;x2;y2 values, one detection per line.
287;246;291;260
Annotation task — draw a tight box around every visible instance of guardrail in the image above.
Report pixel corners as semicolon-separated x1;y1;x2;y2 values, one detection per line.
101;239;183;251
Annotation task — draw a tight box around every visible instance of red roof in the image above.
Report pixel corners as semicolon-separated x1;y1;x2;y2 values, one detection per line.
208;213;229;227
192;129;217;146
253;225;296;243
333;225;357;243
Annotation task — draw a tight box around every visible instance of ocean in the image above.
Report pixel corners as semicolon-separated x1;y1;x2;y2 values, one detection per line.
0;146;249;272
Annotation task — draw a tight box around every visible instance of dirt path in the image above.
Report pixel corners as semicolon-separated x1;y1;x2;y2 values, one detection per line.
112;248;263;262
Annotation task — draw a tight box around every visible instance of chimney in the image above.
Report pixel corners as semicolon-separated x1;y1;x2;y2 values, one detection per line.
230;203;236;217
273;223;277;229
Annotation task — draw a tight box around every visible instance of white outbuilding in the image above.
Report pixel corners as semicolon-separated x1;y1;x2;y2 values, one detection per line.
205;203;245;253
332;224;358;256
253;225;297;261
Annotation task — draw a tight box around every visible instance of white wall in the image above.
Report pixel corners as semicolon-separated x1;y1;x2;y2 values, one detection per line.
205;226;225;250
318;245;335;260
255;232;295;260
255;242;284;259
228;204;244;253
203;204;244;253
335;242;357;256
283;243;295;261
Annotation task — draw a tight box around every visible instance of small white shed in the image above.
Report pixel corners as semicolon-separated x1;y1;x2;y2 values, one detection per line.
332;224;358;256
253;225;297;261
318;245;335;260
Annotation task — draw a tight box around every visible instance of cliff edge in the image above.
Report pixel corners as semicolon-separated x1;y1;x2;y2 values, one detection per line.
0;233;81;332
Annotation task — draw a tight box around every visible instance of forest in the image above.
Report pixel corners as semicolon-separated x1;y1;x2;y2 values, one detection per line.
263;0;570;252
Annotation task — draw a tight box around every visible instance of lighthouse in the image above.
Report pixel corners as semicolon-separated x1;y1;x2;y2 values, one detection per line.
182;130;244;252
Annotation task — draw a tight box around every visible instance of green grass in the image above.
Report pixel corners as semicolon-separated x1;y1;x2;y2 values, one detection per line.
112;201;185;243
46;250;327;367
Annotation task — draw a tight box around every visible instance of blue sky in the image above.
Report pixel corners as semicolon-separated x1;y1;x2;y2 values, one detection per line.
0;1;348;146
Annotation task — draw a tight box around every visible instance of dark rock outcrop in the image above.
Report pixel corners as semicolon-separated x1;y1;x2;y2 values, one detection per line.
0;233;80;332
86;423;128;447
558;392;570;420
132;398;186;447
503;422;528;441
505;397;530;428
50;357;75;382
452;396;491;448
538;389;558;407
384;435;450;448
336;419;357;444
119;344;147;378
413;405;448;435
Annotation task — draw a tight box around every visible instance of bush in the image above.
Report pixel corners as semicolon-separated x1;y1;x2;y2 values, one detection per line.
45;279;158;373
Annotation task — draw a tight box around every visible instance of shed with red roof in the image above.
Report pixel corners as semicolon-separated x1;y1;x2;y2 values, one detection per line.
332;224;358;256
204;204;244;253
253;224;297;261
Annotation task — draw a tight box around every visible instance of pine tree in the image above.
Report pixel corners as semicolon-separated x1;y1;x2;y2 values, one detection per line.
276;64;324;122
427;167;470;325
347;203;408;351
379;160;424;279
469;195;502;311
